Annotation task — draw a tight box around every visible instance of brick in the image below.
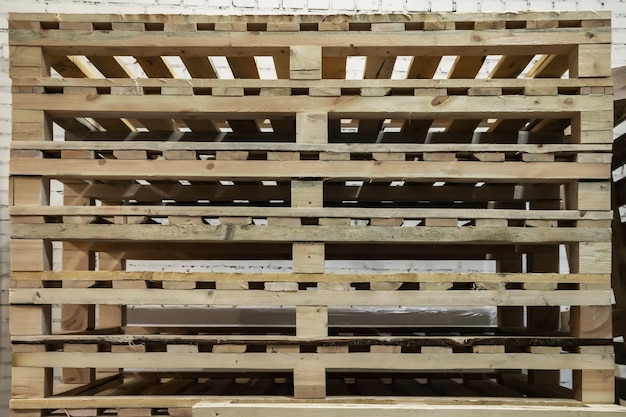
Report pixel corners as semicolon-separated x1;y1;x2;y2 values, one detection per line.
258;0;281;7
430;0;454;11
381;0;405;11
528;0;556;9
407;0;430;11
554;0;579;10
331;0;356;10
479;0;506;11
504;0;529;10
309;0;331;9
182;0;206;4
453;2;477;12
283;0;306;8
356;0;380;10
233;0;256;6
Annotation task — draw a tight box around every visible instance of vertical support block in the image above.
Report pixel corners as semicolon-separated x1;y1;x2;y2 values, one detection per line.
296;112;328;144
12;346;52;400
291;180;323;208
98;252;128;329
567;181;611;211
571;111;613;144
10;240;51;272
9;46;48;78
62;344;97;384
497;255;524;328
293;243;325;274
9;177;49;206
290;46;322;79
572;347;615;403
294;367;326;399
11;110;52;141
296;306;328;337
570;44;611;78
9;305;51;336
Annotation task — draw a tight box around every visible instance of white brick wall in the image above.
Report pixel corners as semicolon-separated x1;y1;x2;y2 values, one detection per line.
0;0;625;413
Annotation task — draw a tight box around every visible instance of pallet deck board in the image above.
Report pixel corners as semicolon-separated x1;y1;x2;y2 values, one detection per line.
9;288;612;307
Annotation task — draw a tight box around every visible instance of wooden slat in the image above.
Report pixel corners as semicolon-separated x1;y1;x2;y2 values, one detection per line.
15;95;611;119
10;160;610;181
10;288;611;307
135;56;175;78
10;30;610;54
12;351;612;371
194;401;626;417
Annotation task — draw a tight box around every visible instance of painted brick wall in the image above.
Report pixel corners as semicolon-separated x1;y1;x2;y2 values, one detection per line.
0;0;625;412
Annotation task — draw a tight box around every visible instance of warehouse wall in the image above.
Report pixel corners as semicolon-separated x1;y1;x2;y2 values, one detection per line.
1;0;626;411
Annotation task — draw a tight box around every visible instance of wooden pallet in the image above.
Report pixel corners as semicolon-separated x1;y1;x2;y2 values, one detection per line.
8;11;617;416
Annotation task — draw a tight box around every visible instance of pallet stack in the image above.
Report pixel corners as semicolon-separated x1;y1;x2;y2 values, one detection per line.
7;11;624;417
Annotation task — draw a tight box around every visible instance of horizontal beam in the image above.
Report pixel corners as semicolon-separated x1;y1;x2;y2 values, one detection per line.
11;224;611;243
11;334;605;346
10;141;612;154
10;288;612;306
12;95;611;117
8;11;612;24
9;160;610;181
11;77;614;89
9;206;613;221
194;402;626;417
11;271;610;284
12;351;612;371
10;397;622;414
9;28;610;55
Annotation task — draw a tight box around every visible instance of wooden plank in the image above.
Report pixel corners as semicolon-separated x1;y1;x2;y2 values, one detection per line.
13;93;612;118
86;56;133;78
11;271;610;285
9;160;611;181
10;29;611;53
11;77;612;91
194;401;626;416
12;351;612;371
11;224;611;243
489;55;534;78
181;56;217;78
9;288;611;307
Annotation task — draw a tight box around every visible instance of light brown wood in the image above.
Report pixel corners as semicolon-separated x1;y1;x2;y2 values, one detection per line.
11;224;611;244
193;401;626;416
12;351;612;371
294;368;325;399
296;306;328;337
290;46;322;80
10;160;610;181
10;288;611;307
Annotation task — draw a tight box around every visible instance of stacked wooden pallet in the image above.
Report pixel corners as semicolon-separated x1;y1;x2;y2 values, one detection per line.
8;11;623;416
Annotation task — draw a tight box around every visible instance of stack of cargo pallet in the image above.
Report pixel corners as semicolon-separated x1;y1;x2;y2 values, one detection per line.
8;11;624;417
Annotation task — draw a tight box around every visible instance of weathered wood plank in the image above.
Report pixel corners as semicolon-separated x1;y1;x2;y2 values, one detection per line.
9;160;610;181
193;401;626;417
12;351;612;371
9;288;611;307
10;224;611;243
10;271;610;285
12;95;612;117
